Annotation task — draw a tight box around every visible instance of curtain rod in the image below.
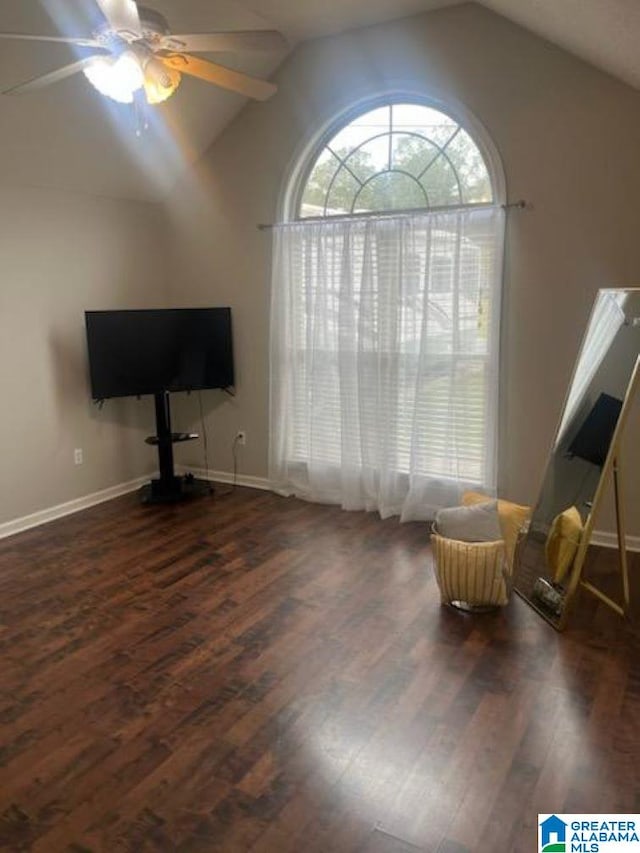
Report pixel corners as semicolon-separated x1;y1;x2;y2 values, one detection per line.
257;200;528;230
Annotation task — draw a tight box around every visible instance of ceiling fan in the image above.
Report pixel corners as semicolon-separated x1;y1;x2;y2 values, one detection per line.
0;0;286;105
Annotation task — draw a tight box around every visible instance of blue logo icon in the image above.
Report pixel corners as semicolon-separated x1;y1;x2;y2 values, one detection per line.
540;815;567;852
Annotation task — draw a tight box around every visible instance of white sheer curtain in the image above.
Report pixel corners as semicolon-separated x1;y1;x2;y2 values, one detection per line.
269;207;505;521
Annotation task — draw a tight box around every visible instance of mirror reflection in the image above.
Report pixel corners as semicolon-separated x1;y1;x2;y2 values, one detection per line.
514;288;640;626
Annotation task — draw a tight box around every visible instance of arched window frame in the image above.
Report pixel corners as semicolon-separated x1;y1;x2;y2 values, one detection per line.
270;91;508;511
280;92;506;223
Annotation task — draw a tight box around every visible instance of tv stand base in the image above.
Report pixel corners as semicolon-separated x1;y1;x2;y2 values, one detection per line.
139;474;213;505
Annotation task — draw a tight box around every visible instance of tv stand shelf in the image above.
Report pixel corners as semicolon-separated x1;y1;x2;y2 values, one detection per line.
145;432;199;446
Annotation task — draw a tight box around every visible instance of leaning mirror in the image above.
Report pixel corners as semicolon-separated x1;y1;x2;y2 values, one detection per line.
514;288;640;629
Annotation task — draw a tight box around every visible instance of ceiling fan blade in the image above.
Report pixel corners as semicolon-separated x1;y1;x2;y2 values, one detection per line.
94;0;141;37
161;54;277;101
3;57;96;95
0;32;101;48
161;30;288;54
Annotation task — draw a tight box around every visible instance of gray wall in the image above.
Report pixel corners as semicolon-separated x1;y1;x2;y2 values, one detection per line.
2;4;638;537
164;3;640;535
0;186;169;526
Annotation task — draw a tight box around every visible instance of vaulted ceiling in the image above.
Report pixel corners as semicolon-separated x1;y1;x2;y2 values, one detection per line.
0;0;638;201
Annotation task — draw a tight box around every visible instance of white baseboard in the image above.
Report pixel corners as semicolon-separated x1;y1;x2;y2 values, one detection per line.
0;468;271;543
531;521;640;553
3;467;635;553
591;530;640;552
0;474;155;541
176;464;272;492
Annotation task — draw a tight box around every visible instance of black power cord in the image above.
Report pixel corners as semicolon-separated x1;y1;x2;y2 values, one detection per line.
197;390;214;495
231;434;239;492
197;390;238;498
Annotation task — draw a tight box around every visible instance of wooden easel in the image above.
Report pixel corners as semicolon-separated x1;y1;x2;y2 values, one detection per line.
560;355;640;629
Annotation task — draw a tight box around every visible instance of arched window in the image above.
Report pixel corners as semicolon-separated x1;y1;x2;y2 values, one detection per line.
298;103;494;218
270;98;505;520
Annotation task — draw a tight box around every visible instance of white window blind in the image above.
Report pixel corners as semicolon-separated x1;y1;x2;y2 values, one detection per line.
269;207;504;520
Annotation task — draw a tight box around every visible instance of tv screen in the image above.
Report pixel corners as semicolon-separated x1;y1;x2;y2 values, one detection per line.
85;308;234;399
566;392;622;467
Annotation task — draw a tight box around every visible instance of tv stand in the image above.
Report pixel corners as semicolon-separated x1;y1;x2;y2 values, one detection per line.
140;392;211;504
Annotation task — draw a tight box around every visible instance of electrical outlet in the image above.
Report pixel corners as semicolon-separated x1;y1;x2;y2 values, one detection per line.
236;431;246;446
74;448;83;465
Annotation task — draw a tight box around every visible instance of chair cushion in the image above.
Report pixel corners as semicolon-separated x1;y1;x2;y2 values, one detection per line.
435;500;502;543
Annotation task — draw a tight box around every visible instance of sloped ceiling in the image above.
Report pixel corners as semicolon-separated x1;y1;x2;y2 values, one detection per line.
0;0;638;201
480;0;640;91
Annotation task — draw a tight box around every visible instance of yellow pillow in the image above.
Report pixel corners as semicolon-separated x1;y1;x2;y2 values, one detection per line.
545;506;583;584
462;491;531;571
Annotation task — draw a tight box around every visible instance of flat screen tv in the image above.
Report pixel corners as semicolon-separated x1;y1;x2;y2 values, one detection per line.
566;392;622;467
85;308;234;400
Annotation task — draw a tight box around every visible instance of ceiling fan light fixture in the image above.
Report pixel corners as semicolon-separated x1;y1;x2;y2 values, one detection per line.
83;50;144;104
142;56;181;104
2;2;284;105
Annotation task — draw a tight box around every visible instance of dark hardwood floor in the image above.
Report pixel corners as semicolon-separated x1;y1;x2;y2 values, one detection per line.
0;485;639;852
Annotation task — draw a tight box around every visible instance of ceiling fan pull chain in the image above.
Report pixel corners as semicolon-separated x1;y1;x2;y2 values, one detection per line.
133;90;149;137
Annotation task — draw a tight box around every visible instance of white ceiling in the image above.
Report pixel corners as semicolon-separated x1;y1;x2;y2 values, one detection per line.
0;0;639;201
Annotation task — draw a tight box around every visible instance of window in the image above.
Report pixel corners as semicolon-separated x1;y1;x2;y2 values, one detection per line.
299;103;493;218
270;99;504;519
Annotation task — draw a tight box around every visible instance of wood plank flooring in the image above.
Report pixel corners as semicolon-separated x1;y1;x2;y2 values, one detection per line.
0;486;639;852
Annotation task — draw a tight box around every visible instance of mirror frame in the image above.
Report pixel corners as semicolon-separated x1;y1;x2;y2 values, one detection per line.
514;287;640;630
